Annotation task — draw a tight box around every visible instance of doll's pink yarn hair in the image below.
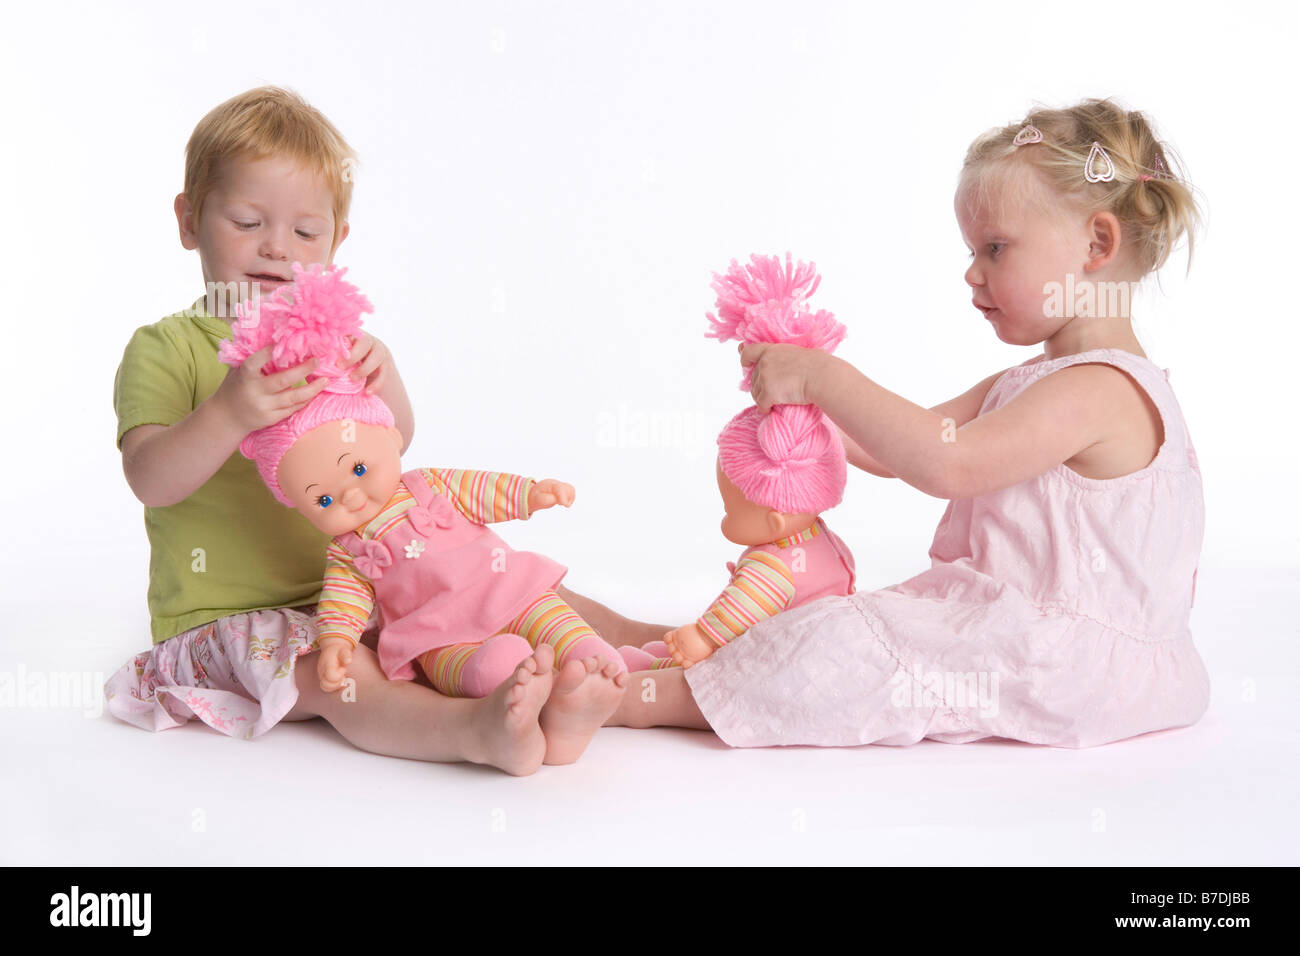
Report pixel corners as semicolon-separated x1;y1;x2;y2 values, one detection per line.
708;253;848;515
218;262;394;506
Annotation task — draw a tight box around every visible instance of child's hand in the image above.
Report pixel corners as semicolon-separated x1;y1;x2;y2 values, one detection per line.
317;638;354;693
346;332;395;395
663;622;715;669
212;346;329;433
528;479;575;512
739;343;831;413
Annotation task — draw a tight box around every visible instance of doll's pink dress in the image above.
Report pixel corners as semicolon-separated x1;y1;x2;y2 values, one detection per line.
684;348;1211;749
336;469;566;681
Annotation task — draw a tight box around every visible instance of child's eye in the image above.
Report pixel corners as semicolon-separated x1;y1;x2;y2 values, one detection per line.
234;220;259;230
988;243;1004;257
296;230;319;240
316;494;333;508
352;462;367;477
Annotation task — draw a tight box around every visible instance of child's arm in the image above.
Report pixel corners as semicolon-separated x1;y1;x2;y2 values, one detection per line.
121;348;327;507
835;367;1011;479
748;345;1113;500
346;332;415;454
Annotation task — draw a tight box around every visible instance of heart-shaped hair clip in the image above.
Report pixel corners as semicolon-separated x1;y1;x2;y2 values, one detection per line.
1012;124;1043;146
1084;142;1116;183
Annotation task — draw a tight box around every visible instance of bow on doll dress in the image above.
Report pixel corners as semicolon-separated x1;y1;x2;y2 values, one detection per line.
351;495;458;579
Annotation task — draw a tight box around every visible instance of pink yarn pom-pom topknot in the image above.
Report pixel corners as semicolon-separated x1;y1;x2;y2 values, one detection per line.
219;262;394;506
218;261;374;388
706;252;847;391
710;253;848;516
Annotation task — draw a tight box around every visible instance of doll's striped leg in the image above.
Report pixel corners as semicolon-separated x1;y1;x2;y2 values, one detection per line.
504;590;628;674
618;641;680;670
419;634;533;698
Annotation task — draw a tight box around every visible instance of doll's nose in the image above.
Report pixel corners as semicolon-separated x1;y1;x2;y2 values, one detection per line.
342;486;367;509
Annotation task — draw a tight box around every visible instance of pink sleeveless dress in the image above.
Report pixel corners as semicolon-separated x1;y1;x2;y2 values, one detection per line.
685;348;1211;749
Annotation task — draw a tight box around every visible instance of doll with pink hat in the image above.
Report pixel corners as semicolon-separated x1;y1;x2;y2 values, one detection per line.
620;254;857;670
220;263;627;698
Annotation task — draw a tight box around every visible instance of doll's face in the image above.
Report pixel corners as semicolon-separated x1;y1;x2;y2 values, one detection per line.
277;421;404;535
716;457;815;546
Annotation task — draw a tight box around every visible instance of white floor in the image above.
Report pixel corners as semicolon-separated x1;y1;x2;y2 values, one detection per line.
2;564;1294;866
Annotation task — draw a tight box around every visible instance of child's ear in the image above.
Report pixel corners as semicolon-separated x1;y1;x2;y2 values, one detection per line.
1084;212;1121;272
175;193;198;250
328;221;350;261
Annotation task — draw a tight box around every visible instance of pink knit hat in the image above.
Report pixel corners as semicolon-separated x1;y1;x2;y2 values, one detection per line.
218;262;395;506
707;253;848;515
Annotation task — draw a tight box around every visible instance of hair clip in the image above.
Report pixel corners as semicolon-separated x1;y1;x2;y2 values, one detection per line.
1012;124;1043;146
1152;154;1169;179
1084;142;1116;183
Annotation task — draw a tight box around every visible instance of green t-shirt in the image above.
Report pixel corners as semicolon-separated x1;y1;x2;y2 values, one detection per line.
114;297;333;642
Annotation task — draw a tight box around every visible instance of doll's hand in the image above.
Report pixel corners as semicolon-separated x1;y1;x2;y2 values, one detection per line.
317;638;354;693
663;622;716;669
211;345;330;433
345;332;395;395
739;343;830;413
528;479;575;512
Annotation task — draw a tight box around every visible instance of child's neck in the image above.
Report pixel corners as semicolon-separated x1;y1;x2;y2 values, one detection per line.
1043;318;1147;361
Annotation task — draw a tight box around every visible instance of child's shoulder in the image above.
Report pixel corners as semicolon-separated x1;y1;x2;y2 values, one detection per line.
121;298;229;358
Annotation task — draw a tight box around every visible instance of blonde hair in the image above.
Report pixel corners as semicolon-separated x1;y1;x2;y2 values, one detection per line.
183;86;357;250
958;98;1203;279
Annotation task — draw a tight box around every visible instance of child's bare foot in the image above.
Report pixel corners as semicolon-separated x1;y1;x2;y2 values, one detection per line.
472;644;554;776
539;656;628;765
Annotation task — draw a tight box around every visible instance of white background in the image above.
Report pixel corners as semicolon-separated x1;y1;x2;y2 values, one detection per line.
1;0;1295;865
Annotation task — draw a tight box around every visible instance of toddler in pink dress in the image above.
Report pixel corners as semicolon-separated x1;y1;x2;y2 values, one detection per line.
687;346;1208;748
606;98;1212;749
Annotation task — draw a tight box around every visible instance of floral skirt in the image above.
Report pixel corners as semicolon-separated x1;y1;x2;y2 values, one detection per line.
104;607;319;739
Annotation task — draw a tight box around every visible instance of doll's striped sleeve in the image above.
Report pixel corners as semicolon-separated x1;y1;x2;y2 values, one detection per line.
422;468;534;524
315;541;375;647
696;551;797;647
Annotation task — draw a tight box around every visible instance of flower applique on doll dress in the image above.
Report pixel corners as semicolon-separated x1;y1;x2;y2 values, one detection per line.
684;348;1211;750
335;469;566;681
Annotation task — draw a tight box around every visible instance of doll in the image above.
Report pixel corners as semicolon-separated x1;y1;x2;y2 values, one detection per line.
219;263;626;698
620;253;857;670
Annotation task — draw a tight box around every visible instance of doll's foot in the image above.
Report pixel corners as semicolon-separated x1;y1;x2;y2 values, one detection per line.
618;644;658;671
473;644;554;776
539;656;628;765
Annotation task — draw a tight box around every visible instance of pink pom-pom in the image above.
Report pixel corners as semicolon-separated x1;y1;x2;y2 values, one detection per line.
706;253;823;342
705;252;846;390
218;262;373;385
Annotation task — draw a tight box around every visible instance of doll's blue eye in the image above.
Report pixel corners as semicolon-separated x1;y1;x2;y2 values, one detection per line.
353;462;367;477
316;495;333;508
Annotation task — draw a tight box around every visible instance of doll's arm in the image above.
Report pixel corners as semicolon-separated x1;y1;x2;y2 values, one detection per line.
666;552;796;667
315;543;376;692
424;468;541;524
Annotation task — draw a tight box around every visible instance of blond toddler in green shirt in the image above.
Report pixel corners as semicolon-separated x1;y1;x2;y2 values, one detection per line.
104;86;627;772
